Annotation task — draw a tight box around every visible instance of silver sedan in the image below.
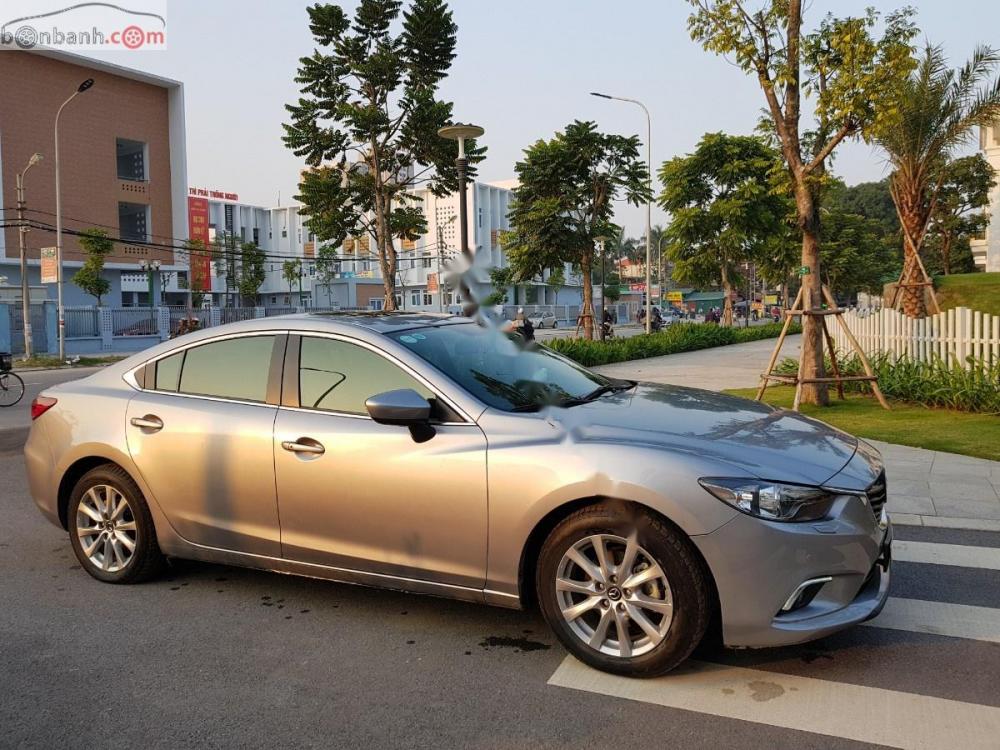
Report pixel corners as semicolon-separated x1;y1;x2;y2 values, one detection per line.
24;313;890;677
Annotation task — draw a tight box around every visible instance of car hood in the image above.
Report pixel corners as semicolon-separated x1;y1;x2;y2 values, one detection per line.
547;382;859;486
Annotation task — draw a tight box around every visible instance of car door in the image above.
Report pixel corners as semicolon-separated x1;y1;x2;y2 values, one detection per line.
273;333;488;589
126;333;285;557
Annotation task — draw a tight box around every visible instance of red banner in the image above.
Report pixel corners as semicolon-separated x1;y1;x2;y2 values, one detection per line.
187;197;211;291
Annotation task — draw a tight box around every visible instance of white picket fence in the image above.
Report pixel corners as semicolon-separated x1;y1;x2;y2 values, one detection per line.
830;306;1000;367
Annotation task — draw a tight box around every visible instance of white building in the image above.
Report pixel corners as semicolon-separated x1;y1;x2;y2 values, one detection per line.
971;124;1000;272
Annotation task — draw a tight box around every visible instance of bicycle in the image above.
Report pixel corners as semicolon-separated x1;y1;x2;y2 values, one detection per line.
0;352;25;408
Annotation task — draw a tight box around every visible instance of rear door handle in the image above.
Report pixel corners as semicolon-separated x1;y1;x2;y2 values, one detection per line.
130;415;163;432
281;438;325;456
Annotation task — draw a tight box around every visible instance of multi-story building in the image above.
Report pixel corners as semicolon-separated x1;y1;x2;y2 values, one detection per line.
332;179;587;312
971;124;1000;272
0;48;188;305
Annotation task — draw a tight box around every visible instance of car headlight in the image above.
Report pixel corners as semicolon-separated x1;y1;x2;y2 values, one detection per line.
698;478;838;522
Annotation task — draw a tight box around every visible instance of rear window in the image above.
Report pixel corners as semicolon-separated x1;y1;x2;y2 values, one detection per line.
154;352;183;392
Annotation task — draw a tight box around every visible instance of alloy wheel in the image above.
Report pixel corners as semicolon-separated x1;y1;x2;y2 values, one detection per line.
76;485;137;573
555;533;674;658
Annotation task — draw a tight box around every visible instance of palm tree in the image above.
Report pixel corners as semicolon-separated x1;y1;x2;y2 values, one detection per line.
877;44;1000;317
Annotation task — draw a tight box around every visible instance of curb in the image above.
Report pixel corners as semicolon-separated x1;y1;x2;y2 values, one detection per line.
891;512;1000;533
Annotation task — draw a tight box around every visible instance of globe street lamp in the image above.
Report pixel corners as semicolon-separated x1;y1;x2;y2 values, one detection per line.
55;78;95;359
590;91;653;333
437;123;484;312
16;152;43;357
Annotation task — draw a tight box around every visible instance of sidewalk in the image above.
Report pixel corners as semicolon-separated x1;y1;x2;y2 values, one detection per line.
593;334;1000;531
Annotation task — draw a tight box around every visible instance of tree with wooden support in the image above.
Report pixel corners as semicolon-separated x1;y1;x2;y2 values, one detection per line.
757;283;890;411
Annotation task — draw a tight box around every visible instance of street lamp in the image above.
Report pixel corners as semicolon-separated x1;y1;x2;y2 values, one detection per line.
16;152;43;357
139;259;161;306
590;91;653;333
437;122;484;313
55;78;95;359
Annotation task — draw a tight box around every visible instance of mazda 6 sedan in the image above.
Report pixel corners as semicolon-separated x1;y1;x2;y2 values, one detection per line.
24;313;891;677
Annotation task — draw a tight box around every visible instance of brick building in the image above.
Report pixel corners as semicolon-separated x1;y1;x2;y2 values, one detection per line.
0;48;187;305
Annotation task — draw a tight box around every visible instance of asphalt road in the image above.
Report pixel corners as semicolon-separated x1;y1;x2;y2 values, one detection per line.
2;447;999;749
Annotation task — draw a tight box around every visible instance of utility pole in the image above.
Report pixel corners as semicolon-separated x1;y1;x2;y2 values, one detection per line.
16;153;43;358
596;236;607;341
437;224;446;313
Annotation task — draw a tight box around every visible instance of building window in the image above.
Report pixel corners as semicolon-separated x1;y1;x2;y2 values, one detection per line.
410;290;421;307
423;292;433;306
119;202;149;242
116;138;146;181
253;228;259;245
421;257;432;268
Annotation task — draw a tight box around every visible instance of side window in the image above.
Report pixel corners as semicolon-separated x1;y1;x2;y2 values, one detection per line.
154;351;184;392
299;337;432;415
177;336;275;402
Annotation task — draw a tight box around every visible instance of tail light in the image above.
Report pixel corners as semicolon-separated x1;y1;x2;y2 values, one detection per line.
31;396;58;420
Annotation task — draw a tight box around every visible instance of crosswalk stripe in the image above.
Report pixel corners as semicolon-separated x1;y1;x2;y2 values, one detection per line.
894;540;1000;570
864;597;1000;643
548;655;1000;750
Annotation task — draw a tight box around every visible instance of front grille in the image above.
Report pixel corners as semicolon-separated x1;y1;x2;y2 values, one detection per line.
866;471;887;518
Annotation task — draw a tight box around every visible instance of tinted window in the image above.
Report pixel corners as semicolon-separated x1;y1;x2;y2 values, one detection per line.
154;352;183;392
388;323;609;411
178;336;275;402
299;337;432;415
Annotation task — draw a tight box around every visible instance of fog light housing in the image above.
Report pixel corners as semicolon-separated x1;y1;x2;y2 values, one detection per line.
779;576;833;613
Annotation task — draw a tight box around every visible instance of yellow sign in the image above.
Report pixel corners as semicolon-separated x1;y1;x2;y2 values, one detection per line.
666;291;684;303
764;294;778;305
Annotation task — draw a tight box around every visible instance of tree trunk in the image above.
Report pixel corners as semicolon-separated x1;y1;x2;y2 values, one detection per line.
375;192;398;311
892;178;930;318
580;250;594;340
796;191;829;407
720;264;734;327
941;235;952;276
898;226;928;318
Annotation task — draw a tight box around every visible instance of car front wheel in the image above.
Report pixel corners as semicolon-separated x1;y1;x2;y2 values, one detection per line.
537;502;711;677
69;464;165;584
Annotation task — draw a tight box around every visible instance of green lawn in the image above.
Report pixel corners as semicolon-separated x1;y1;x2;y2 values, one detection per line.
936;272;1000;315
727;386;1000;462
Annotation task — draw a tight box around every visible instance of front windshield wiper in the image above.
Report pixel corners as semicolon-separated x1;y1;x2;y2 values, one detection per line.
556;380;636;408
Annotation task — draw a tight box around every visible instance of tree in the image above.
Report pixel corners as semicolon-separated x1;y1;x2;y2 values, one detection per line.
503;120;651;338
483;266;513;306
73;228;113;305
314;244;341;285
283;0;481;311
659;133;789;327
875;44;1000;315
924;154;996;275
819;208;898;297
282;259;302;304
688;0;916;404
238;242;266;304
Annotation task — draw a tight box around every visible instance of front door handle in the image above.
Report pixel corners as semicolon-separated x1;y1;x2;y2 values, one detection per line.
281;438;325;456
130;415;163;432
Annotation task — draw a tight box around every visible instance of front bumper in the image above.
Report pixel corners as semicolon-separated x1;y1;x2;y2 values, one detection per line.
692;495;891;649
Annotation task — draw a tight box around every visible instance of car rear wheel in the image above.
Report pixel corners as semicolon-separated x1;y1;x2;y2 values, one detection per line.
69;464;165;584
537;502;711;677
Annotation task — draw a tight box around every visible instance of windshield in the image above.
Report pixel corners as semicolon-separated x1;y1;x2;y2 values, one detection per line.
388;323;616;412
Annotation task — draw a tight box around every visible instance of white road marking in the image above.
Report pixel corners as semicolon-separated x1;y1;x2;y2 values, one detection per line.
894;540;1000;570
865;597;1000;643
549;656;1000;750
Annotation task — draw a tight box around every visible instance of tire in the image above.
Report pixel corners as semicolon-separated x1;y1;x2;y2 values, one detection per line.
536;501;711;677
68;464;165;584
0;372;25;407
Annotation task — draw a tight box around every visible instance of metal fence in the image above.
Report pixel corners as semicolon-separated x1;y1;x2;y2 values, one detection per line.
220;307;258;325
263;307;298;317
64;306;100;338
7;304;49;354
110;307;158;337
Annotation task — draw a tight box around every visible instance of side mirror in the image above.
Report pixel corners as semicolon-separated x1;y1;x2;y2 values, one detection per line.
366;389;435;442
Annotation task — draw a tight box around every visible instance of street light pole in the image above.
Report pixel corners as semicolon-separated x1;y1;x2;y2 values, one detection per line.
590;92;653;333
54;78;94;360
438;123;484;315
595;236;607;341
16;153;43;358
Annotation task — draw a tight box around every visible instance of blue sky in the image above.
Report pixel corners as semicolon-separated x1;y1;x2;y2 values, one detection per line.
88;0;999;235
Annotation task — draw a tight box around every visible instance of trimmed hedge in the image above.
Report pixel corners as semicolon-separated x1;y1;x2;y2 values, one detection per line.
776;354;1000;414
546;322;801;367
